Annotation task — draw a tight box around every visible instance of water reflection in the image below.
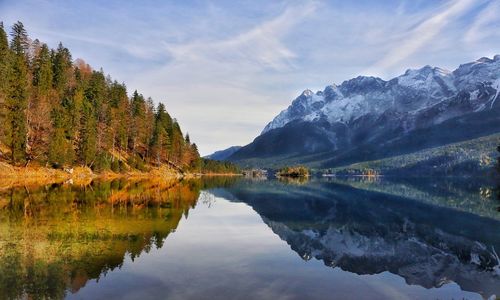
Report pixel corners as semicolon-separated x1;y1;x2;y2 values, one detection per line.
0;176;499;299
325;176;500;220
0;177;236;299
212;178;500;298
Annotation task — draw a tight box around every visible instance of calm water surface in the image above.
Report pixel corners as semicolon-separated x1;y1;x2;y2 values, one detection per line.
0;177;499;299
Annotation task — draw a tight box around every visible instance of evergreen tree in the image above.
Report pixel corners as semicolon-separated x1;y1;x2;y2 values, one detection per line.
129;90;146;154
32;44;52;93
52;42;72;94
0;22;10;146
189;143;201;171
30;43;53;158
0;22;9;91
144;97;155;158
78;100;97;166
7;21;29;164
150;103;171;163
48;106;74;167
9;22;29;57
170;121;184;165
0;20;203;172
86;70;109;154
108;81;129;151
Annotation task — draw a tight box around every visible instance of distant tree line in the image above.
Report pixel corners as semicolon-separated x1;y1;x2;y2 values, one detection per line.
200;158;240;174
0;21;234;173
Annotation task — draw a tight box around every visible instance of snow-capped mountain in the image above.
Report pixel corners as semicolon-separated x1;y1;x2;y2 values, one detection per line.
229;55;500;167
263;55;500;134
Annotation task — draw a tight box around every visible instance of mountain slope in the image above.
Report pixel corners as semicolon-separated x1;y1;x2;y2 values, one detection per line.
204;146;242;160
330;132;500;176
229;55;500;171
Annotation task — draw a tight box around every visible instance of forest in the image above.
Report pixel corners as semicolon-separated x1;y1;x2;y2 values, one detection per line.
0;21;238;174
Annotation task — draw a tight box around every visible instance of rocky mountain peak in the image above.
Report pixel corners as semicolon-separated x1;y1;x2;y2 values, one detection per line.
261;55;499;135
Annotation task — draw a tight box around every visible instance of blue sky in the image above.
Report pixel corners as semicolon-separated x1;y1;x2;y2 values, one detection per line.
1;0;499;155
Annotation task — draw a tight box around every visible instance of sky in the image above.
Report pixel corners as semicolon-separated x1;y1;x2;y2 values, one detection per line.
0;0;499;155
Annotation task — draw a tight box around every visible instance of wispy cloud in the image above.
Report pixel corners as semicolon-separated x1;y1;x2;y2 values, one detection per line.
464;0;500;44
163;1;318;71
368;0;478;73
2;0;498;155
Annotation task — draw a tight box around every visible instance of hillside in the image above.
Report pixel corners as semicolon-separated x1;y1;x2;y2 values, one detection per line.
228;55;500;174
328;132;500;177
0;21;240;176
204;146;241;160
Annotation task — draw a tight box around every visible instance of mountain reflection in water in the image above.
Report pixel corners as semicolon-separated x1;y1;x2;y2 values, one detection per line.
0;176;499;299
211;177;500;298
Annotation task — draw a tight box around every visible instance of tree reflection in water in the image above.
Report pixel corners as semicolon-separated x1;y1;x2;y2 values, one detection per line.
0;177;236;299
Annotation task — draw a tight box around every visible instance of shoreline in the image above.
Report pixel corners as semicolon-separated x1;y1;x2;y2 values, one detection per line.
0;162;241;190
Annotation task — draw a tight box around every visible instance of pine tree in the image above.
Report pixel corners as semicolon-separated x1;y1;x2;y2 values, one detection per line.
129;90;146;154
32;44;52;93
9;22;29;57
0;22;10;147
0;21;202;172
78;100;97;166
52;42;72;94
189;143;201;171
0;22;9;88
170;121;184;165
86;70;108;154
144;97;155;158
108;81;129;151
150;103;172;164
7;21;29;164
48;106;73;167
30;43;53;159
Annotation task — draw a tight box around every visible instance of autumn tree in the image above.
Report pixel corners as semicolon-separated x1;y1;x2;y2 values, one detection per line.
0;20;203;173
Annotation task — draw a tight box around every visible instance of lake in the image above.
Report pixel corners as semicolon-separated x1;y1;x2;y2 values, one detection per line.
0;176;499;299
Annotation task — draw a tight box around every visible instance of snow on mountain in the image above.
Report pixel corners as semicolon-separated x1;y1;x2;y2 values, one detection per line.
266;218;500;297
262;55;500;134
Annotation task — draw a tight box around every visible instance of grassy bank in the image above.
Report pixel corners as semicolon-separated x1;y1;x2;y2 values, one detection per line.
0;162;184;190
0;161;243;190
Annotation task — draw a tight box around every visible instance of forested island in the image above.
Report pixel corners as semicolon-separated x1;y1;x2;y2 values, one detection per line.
276;166;309;178
0;21;238;181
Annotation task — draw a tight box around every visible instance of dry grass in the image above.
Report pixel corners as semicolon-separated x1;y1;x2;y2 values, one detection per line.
0;161;184;190
0;163;71;190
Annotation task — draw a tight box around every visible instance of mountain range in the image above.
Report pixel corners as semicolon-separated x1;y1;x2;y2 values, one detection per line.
204;146;241;161
225;55;500;174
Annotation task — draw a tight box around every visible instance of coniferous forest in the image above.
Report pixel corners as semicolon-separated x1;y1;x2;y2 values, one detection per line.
0;21;238;174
